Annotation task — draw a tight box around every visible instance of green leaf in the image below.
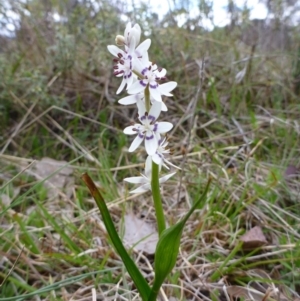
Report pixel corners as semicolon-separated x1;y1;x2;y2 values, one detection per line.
148;179;211;301
81;173;151;301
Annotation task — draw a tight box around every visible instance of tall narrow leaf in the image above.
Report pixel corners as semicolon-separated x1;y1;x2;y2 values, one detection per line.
81;173;151;301
148;179;211;301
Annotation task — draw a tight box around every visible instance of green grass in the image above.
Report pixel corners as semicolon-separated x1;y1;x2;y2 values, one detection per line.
1;0;300;300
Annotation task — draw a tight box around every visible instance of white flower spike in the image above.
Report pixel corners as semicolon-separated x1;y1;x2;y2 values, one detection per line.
123;101;173;156
124;156;176;194
108;22;178;190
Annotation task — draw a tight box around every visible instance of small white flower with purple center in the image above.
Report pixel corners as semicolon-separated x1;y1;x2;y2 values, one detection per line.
107;43;136;94
151;137;179;170
127;63;177;102
123;101;173;156
124;156;176;194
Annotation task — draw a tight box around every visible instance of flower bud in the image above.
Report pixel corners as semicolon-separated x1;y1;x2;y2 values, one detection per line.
115;35;125;46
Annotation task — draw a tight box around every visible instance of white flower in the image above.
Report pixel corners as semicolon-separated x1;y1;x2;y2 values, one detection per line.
118;92;168;111
124;156;176;193
133;39;151;66
123;101;173;156
115;22;141;48
126;23;141;46
107;43;136;94
116;23;151;64
151;137;179;170
127;63;177;102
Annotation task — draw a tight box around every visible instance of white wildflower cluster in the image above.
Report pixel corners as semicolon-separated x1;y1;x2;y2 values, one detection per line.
107;23;177;193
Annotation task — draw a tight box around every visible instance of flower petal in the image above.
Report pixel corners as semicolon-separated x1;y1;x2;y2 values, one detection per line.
154;132;162;144
136;39;151;54
127;80;145;94
145;133;158;156
118;94;140;105
151;98;168;111
132;24;141;45
159;81;177;96
128;36;136;53
128;134;144;152
152;153;163;166
136;98;147;117
157;67;167;77
124;22;132;38
135;39;151;64
124;176;147;184
107;45;122;57
132;57;145;74
164;158;181;170
156;122;173;133
123;125;139;135
117;77;127;94
148;101;162;120
126;72;134;89
144;155;152;178
130;183;151;193
159;172;176;184
125;23;141;48
149;85;162;102
161;101;168;111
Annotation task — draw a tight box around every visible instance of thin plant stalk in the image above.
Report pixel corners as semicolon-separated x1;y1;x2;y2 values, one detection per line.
144;86;166;235
151;161;166;236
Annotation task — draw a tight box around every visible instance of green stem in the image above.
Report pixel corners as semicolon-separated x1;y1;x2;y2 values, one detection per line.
144;83;165;234
151;161;166;236
144;85;151;112
148;280;161;301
